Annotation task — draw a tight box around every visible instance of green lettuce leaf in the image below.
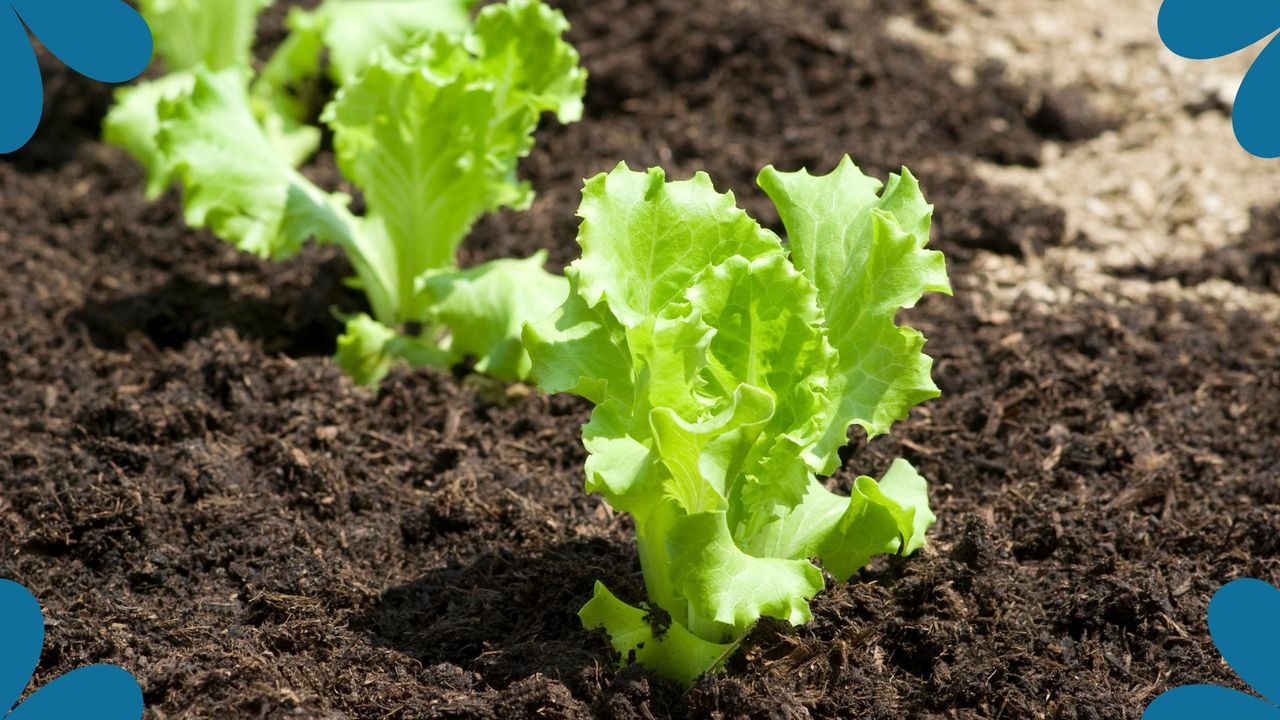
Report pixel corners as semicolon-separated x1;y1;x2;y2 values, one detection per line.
324;42;518;321
466;0;586;124
579;581;734;686
334;314;399;387
742;458;936;581
116;0;318;188
104;73;196;197
253;7;325;125
108;0;316;197
669;510;823;639
258;0;474;97
420;252;569;381
650;384;775;515
581;401;664;518
758;157;952;471
152;67;402;331
574;164;778;328
139;0;270;73
155;68;359;261
334;313;452;387
523;271;632;405
252;0;475;139
107;71;320;195
679;253;834;523
108;0;273;195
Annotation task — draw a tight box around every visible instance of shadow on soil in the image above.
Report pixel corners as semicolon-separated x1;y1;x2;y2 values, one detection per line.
353;536;641;693
69;261;362;358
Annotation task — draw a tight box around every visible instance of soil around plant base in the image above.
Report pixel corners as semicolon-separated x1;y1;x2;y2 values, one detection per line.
1;0;1277;718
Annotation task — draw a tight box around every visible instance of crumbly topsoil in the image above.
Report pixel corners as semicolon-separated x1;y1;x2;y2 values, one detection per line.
1;0;1276;718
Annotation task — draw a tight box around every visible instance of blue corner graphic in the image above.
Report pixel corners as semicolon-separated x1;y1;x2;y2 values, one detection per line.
1158;1;1280;158
0;579;143;720
1143;578;1280;719
0;0;152;154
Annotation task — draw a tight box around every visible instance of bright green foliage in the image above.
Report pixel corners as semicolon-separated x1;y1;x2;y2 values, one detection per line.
139;0;271;72
104;72;198;197
104;0;318;199
257;0;475;112
322;0;585;323
422;252;569;382
524;159;950;684
579;581;734;686
107;0;584;386
334;313;451;387
155;68;350;259
758;158;952;466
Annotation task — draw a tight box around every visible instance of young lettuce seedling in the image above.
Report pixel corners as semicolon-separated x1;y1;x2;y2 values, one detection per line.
106;0;585;386
524;158;951;684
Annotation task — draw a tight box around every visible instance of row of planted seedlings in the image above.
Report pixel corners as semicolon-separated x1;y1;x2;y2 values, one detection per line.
108;0;952;684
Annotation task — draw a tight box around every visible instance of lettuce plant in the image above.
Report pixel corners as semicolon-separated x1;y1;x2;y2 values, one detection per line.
106;0;585;386
524;158;951;684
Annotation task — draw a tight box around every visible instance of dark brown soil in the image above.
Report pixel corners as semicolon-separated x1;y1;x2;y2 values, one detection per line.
2;0;1276;718
1124;203;1280;293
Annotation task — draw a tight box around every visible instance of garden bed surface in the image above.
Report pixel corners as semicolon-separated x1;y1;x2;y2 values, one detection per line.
1;0;1278;718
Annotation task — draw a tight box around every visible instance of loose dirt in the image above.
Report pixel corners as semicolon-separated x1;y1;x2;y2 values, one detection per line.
1;0;1276;718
